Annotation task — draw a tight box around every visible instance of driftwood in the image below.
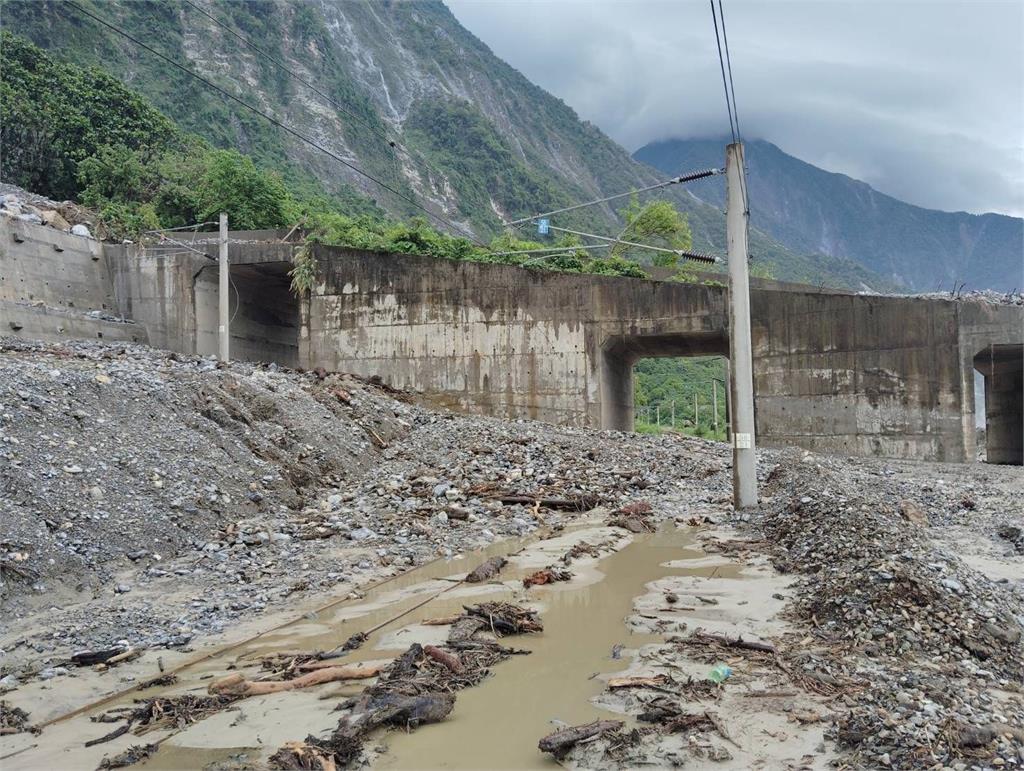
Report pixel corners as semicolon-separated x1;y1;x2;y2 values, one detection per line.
464;602;543;635
423;645;463;674
691;631;776;653
320;632;368;660
208;663;384;696
70;647;127;667
270;740;337;771
607;675;670;689
84;723;130;747
607;515;654;533
421;614;461;626
538;719;624;760
522;567;572;588
497;495;600;511
465;556;507;583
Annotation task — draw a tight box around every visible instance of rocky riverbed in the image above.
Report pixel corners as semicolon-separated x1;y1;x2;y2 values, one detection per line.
1;338;1021;770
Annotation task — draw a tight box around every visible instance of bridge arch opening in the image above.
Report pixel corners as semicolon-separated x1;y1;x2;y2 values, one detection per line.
194;262;300;367
600;332;729;433
973;344;1023;465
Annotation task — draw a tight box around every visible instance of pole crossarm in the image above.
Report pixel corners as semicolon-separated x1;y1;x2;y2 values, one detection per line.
508;168;723;226
546;225;719;264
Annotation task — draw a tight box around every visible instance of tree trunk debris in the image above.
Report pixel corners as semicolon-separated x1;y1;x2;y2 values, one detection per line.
465;556;507;583
538;719;624;760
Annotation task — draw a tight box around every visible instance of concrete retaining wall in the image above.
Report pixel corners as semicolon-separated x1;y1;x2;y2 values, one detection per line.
304;245;1022;463
0;219;145;344
2;220;1020;463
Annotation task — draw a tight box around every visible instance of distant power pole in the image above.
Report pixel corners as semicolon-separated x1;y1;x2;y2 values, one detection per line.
218;212;230;362
670;400;675;428
693;392;699;428
726;143;757;509
656;404;660;426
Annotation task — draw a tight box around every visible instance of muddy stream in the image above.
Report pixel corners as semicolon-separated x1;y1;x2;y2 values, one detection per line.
7;522;750;770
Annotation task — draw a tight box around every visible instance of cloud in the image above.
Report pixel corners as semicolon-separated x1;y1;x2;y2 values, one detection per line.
447;0;1024;216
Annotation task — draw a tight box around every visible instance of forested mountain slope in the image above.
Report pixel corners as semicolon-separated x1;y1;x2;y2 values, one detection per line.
2;0;887;289
636;138;1023;292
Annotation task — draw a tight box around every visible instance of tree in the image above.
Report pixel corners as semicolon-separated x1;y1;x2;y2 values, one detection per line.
197;150;294;229
612;196;692;267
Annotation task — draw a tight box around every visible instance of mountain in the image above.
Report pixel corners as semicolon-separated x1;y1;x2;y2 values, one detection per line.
1;0;891;290
634;138;1023;292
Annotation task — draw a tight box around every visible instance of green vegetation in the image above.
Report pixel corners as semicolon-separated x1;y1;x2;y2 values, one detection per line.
613;195;692;266
634;357;728;440
0;34;658;285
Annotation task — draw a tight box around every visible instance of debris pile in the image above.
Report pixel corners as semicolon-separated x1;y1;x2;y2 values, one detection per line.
271;603;540;769
758;454;1024;769
1;338;723;679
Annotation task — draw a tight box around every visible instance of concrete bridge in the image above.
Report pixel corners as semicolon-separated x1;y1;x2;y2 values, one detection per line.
2;219;1021;464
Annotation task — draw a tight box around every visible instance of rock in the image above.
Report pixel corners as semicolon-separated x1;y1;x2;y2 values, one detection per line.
899;500;929;526
114;583;131;594
70;223;93;238
41;210;71;231
941;578;965;593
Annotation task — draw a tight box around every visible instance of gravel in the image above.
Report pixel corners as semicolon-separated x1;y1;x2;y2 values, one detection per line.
1;338;1021;769
0;337;725;676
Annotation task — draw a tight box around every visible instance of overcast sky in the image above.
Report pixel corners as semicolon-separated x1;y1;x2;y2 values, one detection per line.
447;0;1024;217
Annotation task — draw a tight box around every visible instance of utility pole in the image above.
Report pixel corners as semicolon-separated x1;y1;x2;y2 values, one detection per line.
712;380;719;433
693;392;699;429
670;400;675;428
726;143;757;508
218;212;230;362
724;362;732;442
656;404;660;426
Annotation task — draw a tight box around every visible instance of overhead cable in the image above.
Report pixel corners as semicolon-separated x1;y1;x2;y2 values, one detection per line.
487;243;611;257
709;0;737;144
179;0;398;149
508;168;722;226
546;225;718;264
717;0;742;143
64;1;484;245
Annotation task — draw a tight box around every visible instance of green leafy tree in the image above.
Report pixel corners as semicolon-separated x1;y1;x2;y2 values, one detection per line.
196;150;294;229
612;196;692;267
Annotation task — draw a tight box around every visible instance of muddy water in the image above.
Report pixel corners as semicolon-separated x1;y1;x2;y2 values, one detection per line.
376;528;734;771
12;525;738;771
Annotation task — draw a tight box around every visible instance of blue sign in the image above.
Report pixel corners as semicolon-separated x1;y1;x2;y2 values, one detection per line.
537;218;550;236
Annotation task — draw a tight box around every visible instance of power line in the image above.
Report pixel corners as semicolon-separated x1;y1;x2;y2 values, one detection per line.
508;168;722;226
713;0;750;220
177;0;479;229
64;0;484;246
717;0;742;143
546;224;719;264
179;0;398;150
709;0;737;144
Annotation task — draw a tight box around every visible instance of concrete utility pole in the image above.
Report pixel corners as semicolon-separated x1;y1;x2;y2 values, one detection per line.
712;380;719;433
671;400;675;428
723;362;732;442
656;404;660;426
218;213;230;362
693;392;699;428
726;143;757;508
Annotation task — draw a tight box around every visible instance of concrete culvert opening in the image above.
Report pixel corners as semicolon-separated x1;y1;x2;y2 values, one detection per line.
194;262;300;367
973;344;1023;465
634;355;729;439
600;332;729;434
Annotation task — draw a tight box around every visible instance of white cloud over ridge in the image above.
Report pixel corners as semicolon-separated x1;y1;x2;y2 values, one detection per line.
448;0;1024;217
